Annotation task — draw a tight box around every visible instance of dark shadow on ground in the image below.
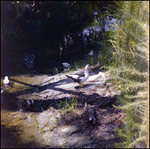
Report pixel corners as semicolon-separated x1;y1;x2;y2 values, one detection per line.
1;89;117;113
2;73;116;112
52;102;122;148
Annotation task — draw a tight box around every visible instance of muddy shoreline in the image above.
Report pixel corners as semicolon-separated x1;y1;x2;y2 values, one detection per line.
1;67;124;148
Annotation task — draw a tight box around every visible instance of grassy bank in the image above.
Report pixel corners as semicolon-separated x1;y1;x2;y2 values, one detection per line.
104;1;149;148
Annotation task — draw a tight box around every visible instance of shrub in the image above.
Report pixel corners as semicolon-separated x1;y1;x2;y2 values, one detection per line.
106;1;149;148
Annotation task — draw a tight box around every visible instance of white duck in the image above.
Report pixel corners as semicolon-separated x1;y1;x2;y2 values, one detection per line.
88;72;106;82
62;62;71;69
3;76;9;85
66;64;90;87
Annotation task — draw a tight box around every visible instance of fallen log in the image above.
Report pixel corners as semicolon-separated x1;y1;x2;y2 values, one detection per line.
98;95;117;108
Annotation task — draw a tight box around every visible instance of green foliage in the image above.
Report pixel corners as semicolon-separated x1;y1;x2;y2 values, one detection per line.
57;95;78;113
107;1;149;148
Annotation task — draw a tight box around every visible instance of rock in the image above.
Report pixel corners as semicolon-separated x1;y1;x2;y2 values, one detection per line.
36;108;61;131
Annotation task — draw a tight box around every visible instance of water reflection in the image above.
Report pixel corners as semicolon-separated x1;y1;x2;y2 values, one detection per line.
18;16;118;76
24;53;35;69
21;26;103;74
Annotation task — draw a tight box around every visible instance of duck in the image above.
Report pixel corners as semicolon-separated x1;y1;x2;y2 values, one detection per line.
88;72;106;82
88;50;94;56
3;76;9;85
62;62;71;69
66;64;90;87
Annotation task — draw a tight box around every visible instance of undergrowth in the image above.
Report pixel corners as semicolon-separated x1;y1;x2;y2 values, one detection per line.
57;94;78;113
103;1;149;148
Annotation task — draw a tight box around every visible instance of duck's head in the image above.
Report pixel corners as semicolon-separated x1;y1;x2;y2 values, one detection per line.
85;64;91;69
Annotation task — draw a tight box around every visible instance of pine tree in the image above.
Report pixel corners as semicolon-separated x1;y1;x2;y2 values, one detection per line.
106;1;149;148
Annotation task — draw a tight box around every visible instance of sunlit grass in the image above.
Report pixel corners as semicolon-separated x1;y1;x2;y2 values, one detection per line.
105;1;149;148
57;94;78;113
